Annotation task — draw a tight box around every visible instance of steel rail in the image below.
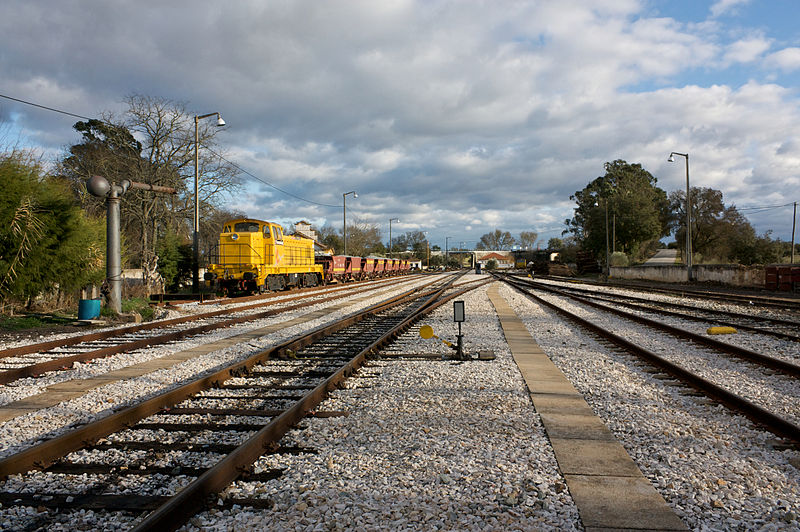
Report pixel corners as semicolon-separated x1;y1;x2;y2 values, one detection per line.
0;278;401;360
513;277;800;378
562;288;800;342
515;274;800;335
535;274;800;311
0;278;432;385
195;274;424;306
131;273;483;531
497;275;800;443
0;276;457;478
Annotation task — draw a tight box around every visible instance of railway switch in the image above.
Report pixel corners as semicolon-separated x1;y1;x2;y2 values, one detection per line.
418;300;475;361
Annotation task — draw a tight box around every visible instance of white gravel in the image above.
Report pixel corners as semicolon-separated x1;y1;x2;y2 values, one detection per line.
2;274;798;531
0;277;435;458
500;283;800;530
529;290;800;425
183;280;582;531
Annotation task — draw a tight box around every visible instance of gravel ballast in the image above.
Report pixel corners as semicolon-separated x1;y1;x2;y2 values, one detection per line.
500;282;800;530
1;275;798;531
185;281;582;531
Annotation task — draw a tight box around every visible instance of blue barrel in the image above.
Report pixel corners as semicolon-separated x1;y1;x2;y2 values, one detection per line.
78;299;102;320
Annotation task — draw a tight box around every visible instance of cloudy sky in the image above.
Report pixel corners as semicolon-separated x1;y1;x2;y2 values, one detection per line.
2;0;799;249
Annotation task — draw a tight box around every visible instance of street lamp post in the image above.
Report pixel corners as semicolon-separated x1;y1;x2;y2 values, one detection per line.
343;191;357;255
594;197;610;280
388;218;399;257
193;112;226;293
668;152;692;280
604;199;610;279
791;202;797;264
423;231;430;269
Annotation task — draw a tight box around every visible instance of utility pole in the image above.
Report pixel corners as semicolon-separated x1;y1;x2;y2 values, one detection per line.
792;201;797;264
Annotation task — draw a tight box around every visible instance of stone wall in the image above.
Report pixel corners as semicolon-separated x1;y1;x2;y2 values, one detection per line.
609;264;765;288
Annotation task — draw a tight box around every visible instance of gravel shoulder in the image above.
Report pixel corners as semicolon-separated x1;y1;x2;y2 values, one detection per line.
186;280;583;531
500;283;800;530
2;275;798;530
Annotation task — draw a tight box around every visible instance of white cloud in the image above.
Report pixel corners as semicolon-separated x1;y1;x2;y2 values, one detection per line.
710;0;751;18
723;36;771;64
1;0;799;242
765;47;800;72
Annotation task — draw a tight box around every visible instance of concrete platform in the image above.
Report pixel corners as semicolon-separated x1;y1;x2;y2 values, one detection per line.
487;283;687;532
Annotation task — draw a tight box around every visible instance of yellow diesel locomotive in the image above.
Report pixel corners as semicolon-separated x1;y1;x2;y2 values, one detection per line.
205;219;322;294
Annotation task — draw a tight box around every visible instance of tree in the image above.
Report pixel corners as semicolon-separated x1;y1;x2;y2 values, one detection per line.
518;231;538;250
670;186;766;264
476;229;516;250
566;160;670;262
731;231;783;265
547;236;579;263
319;218;383;256
317;225;343;254
0;152;105;307
346;219;383;256
61;95;240;274
394;230;429;259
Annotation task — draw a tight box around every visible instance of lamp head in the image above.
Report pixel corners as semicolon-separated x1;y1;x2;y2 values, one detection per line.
86;175;111;198
667;154;675;163
216;116;226;127
354;193;358;198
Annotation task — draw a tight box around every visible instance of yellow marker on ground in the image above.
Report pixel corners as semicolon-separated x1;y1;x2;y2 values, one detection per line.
419;325;435;339
707;326;738;335
419;325;453;347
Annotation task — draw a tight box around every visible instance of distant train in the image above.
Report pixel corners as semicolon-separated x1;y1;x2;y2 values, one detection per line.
204;218;410;294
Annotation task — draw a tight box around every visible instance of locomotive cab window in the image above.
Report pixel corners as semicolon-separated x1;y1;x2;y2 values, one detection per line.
272;226;284;243
223;225;232;233
234;222;260;232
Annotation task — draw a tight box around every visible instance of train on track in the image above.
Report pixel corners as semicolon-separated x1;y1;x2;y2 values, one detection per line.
204;218;411;295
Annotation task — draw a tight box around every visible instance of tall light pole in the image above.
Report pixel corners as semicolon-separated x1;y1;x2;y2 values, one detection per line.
668;151;692;280
604;199;610;279
791;201;797;264
389;218;399;257
423;231;430;269
193;112;226;293
342;190;357;255
445;236;452;268
594;197;610;279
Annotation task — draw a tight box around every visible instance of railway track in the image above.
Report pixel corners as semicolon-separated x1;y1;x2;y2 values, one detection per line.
0;273;488;531
495;274;800;444
0;276;421;387
516;275;800;343
535;275;800;313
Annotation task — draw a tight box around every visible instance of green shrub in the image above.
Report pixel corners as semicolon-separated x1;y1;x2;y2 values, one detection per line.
610;252;629;267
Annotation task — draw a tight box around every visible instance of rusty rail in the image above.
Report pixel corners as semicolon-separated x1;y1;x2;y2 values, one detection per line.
0;278;430;385
497;274;800;443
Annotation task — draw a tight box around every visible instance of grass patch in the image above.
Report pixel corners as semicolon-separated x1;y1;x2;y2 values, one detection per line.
122;297;155;321
0;313;75;332
100;297;155;321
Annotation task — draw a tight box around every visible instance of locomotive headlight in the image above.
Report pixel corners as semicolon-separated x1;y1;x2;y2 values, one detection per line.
230;233;239;241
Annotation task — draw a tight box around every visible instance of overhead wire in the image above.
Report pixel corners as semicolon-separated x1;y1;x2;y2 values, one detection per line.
0;92;342;208
736;202;796;213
